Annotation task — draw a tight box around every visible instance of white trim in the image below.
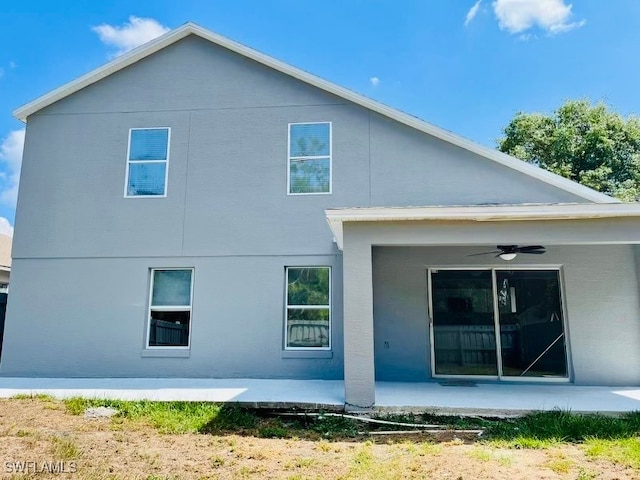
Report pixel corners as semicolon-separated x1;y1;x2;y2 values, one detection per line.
327;203;640;250
124;127;171;198
13;22;612;204
428;267;570;382
491;268;505;378
287;122;332;195
284;266;332;351
145;267;194;350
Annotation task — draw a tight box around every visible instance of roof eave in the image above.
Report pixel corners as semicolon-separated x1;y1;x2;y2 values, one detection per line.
13;23;197;122
326;203;640;250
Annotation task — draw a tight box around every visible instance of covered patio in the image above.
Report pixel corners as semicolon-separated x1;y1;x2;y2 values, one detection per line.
327;203;640;410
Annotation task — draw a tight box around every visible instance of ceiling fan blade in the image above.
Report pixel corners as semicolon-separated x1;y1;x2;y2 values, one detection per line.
521;249;546;254
517;245;545;252
466;251;501;257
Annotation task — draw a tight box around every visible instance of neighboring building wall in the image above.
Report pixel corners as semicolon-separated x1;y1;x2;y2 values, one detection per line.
3;34;594;378
373;244;640;385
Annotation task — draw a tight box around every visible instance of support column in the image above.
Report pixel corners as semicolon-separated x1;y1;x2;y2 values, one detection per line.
342;226;375;410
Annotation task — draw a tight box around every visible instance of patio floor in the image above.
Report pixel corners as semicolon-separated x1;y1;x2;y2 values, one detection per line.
0;377;639;415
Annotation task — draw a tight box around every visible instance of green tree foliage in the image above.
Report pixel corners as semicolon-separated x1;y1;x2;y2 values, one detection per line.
497;100;640;201
287;268;329;306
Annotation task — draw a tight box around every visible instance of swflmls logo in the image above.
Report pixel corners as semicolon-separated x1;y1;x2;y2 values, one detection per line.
4;460;77;474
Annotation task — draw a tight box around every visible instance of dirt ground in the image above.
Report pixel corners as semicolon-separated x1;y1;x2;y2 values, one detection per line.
0;398;637;480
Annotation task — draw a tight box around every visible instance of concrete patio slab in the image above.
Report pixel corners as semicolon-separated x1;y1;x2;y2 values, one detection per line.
0;378;639;415
0;378;345;410
375;382;640;416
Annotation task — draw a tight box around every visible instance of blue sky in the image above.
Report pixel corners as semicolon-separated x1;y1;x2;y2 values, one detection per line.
1;0;639;233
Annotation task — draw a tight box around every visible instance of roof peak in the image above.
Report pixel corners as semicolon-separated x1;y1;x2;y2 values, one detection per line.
13;22;615;204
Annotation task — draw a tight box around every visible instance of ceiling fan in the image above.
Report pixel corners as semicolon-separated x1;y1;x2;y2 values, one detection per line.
468;245;546;261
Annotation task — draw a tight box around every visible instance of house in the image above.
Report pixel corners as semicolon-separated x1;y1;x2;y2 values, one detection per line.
0;234;11;358
4;22;640;410
0;234;11;291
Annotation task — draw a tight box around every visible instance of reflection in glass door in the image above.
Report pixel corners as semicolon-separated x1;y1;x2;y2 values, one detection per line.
430;270;498;376
429;269;568;379
497;270;567;378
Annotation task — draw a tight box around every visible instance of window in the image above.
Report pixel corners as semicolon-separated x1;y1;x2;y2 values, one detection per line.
125;128;170;197
147;269;193;348
288;122;331;194
285;267;330;349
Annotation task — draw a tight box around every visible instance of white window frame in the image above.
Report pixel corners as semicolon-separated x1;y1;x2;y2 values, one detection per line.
284;266;332;350
146;267;194;349
287;122;332;195
124;127;171;198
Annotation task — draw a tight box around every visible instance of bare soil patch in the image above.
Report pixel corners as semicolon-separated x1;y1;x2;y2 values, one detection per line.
0;398;637;479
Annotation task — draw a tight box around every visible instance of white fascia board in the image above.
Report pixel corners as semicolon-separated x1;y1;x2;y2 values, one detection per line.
14;24;194;122
326;203;640;250
14;22;614;205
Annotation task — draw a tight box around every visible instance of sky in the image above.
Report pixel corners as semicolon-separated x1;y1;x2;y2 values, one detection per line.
1;0;640;234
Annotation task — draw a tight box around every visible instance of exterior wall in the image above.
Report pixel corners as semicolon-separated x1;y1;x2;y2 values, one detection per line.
15;36;588;261
373;244;640;385
5;33;597;379
1;255;343;378
368;114;584;207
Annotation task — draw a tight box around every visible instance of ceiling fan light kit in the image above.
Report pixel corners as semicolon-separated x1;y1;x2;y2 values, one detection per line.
468;245;546;260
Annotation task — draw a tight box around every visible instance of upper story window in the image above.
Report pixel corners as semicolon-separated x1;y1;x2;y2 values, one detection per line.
288;122;331;194
125;128;170;197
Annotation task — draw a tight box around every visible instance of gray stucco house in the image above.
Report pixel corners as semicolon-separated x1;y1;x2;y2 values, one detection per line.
4;23;640;409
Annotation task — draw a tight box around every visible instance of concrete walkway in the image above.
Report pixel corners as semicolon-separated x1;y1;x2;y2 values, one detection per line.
1;378;639;415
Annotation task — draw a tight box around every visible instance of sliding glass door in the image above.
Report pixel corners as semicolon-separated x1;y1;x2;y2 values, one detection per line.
429;269;568;380
430;270;498;375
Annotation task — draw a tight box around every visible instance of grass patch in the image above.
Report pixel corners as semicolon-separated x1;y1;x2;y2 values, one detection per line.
50;435;81;460
468;447;493;462
546;456;573;474
487;436;562;449
200;404;259;433
12;393;56;401
61;398;640;446
64;398;257;434
483;410;640;444
257;419;289;438
584;437;640;469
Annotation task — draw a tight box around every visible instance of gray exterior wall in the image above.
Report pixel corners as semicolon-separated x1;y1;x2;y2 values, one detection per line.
373;245;640;385
3;34;598;378
2;255;343;377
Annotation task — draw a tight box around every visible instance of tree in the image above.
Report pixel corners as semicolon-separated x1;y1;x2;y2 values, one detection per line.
497;100;640;201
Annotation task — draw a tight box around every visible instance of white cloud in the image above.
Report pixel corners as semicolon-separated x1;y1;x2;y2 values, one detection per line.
8;61;16;69
492;0;585;34
465;0;483;26
0;218;13;237
0;129;25;209
92;16;170;58
370;76;380;87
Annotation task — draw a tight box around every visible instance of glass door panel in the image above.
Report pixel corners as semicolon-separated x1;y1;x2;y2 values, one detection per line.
431;270;498;375
496;270;567;378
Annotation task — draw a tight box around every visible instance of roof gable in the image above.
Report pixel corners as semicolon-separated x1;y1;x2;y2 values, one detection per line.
14;22;615;204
